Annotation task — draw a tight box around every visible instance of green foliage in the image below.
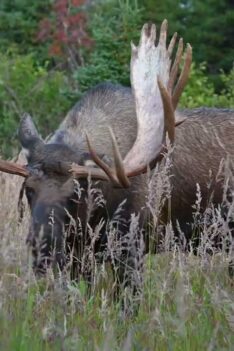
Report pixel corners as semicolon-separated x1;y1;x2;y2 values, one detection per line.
0;0;51;60
180;63;234;108
218;66;234;108
74;0;143;94
0;52;72;157
180;63;218;108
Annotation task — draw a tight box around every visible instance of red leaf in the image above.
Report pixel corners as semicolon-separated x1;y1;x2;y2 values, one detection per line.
53;0;68;16
68;13;85;26
55;30;68;43
71;0;86;6
49;42;63;56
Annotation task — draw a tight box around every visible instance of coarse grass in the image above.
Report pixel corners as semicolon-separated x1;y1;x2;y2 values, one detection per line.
0;161;233;351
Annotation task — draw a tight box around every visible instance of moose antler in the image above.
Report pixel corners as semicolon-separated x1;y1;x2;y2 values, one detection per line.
71;20;192;187
0;159;28;177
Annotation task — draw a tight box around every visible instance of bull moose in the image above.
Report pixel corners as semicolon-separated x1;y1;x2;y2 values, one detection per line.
0;20;233;287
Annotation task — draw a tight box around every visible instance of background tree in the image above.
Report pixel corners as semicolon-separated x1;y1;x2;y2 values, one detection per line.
0;0;51;58
0;0;233;157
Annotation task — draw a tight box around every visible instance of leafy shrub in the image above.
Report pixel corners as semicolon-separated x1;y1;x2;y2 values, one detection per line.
0;52;72;157
180;63;234;108
180;63;218;108
217;66;234;108
0;0;51;60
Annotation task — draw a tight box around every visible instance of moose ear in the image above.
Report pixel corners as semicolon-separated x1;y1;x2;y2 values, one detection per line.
18;113;44;160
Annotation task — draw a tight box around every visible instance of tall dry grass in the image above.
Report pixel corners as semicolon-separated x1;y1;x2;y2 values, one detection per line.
0;154;233;350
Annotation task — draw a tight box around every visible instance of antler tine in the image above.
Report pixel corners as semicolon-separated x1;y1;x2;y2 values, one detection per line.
172;44;192;109
109;127;130;187
168;38;183;94
70;163;110;182
86;129;130;187
168;32;177;57
85;132;121;186
0;159;28;177
159;19;168;47
157;77;175;144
